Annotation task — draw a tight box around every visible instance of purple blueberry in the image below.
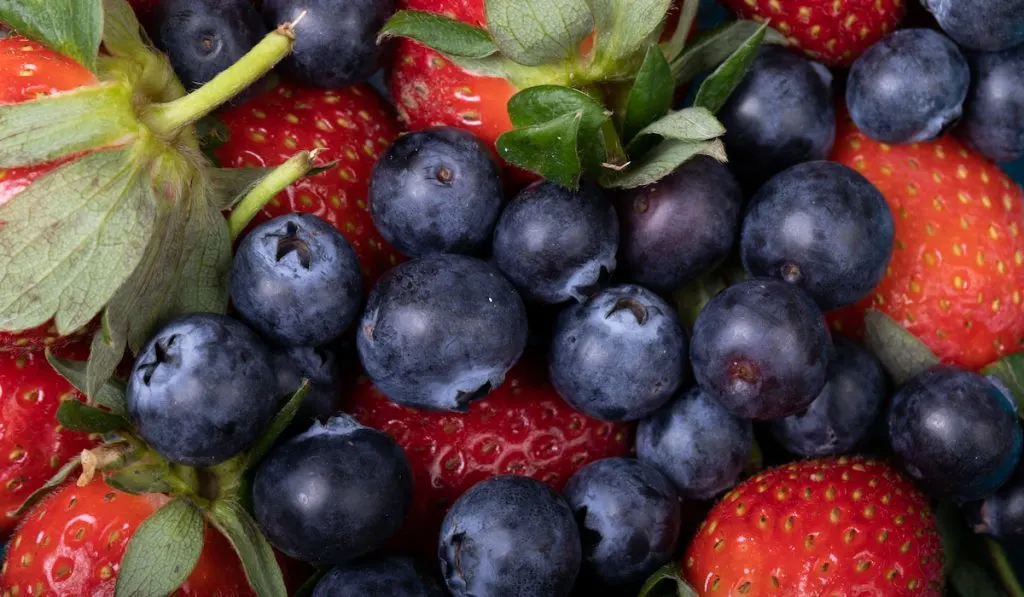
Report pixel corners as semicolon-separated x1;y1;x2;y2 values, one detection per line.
615;156;744;291
312;555;444;597
272;345;342;425
440;476;581;597
889;366;1023;503
922;0;1024;51
957;45;1024;162
369;127;503;258
549;285;688;422
847;29;970;144
356;253;528;412
740;161;894;310
492;181;619;304
690;278;831;421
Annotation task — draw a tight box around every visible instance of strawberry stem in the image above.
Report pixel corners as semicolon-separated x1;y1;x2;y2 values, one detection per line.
227;149;327;240
987;539;1024;597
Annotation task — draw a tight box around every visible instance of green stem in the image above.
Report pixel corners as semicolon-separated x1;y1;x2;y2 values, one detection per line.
228;150;324;240
987;539;1024;597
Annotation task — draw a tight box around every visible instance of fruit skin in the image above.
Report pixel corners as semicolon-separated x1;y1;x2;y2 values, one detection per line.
957;45;1024;163
0;479;254;596
439;475;581;597
492;182;619;304
719;46;836;193
213;81;403;290
253;416;414;566
369;127;503;258
357;253;528;412
684;456;945;596
636;386;753;500
0;342;98;537
720;0;906;66
549;285;689;422
921;0;1024;51
888;366;1022;503
563;458;681;586
690;278;831;421
740;160;894;310
344;357;632;556
847;29;970;144
615;156;743;292
827;113;1024;371
970;466;1024;539
769;334;888;458
126;313;279;467
312;555;444;597
231;214;363;347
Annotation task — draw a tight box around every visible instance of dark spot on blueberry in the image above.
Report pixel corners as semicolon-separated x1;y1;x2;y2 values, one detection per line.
455;382;492;408
781;262;803;284
435;165;454;185
275;222;312;269
632;196;649;214
606;297;648;325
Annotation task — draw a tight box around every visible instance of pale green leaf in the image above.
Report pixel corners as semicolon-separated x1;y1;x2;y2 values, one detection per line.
7;454;80;517
247;381;310;468
207;167;271;210
659;0;699;61
586;0;672;65
0;0;103;71
100;0;149;59
621;46;674;142
56;400;130;433
671;20;787;85
486;0;594;66
46;350;128;414
603;138;726;189
628;106;725;149
115;498;205;597
170;196;232;318
379;10;497;58
693;22;768;113
87;309;128;401
209;501;288;597
863;309;940;386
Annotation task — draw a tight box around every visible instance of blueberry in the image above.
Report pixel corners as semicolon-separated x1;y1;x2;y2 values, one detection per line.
740;161;894;310
439;476;581;597
312;555;444;597
492;182;619;304
272;345;342;424
769;334;888;458
126;313;278;467
889;366;1023;503
231;214;363;347
847;29;970;144
154;0;267;92
690;278;831;421
718;45;835;193
615;156;743;291
957;45;1024;162
253;416;413;565
563;458;681;585
262;0;397;88
636;387;753;500
357;253;528;411
549;285;689;422
922;0;1024;51
370;127;503;258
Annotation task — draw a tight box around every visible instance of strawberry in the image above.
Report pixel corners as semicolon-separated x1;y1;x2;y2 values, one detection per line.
828;111;1024;370
684;456;945;596
345;355;633;555
719;0;906;66
214;81;405;287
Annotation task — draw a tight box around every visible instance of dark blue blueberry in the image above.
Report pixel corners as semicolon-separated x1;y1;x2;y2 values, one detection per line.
439;476;581;597
253;416;413;565
492;182;619;304
312;555;444;597
563;458;681;585
262;0;397;87
635;387;753;500
957;45;1024;162
231;214;363;347
740;161;894;310
690;278;831;421
922;0;1024;51
357;253;528;412
126;313;278;466
769;334;888;458
718;45;835;193
549;285;689;422
154;0;267;92
889;366;1023;503
272;345;342;424
847;29;970;144
370;127;503;258
969;465;1024;538
615;156;744;291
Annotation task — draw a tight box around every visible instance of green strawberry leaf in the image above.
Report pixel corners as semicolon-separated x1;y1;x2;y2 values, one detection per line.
209;500;288;597
207;166;271;210
378;10;498;58
46;350;128;415
626;106;725;150
659;0;699;61
246;381;311;469
8;454;81;517
115;498;205;597
485;0;594;66
692;22;768;114
100;0;150;60
602;138;726;189
673;260;747;333
983;353;1024;414
507;85;611;174
195;116;233;164
671;20;786;85
584;0;671;70
863;309;940;386
497;111;583;189
57;399;130;434
168;193;232;319
103;451;175;495
0;0;103;71
87;310;129;402
621;45;674;143
638;563;698;597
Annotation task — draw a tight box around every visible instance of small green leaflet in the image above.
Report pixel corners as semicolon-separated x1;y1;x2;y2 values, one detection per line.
863;310;940;386
103;452;175;495
247;381;311;469
671;20;786;85
498;112;583;189
506;85;611;176
100;0;150;60
378;10;497;58
637;563;698;597
486;0;594;66
46;350;128;415
57;400;130;434
626;107;726;150
621;46;674;143
8;455;80;517
0;0;103;71
585;0;671;68
983;354;1024;414
673;261;746;333
209;501;288;597
87;310;129;402
692;22;768;114
115;498;205;597
602;138;726;189
659;0;699;62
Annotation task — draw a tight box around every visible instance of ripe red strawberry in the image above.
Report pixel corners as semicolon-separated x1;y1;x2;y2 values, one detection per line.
345;355;633;555
214;81;404;288
828;111;1024;370
720;0;906;66
684;456;945;596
